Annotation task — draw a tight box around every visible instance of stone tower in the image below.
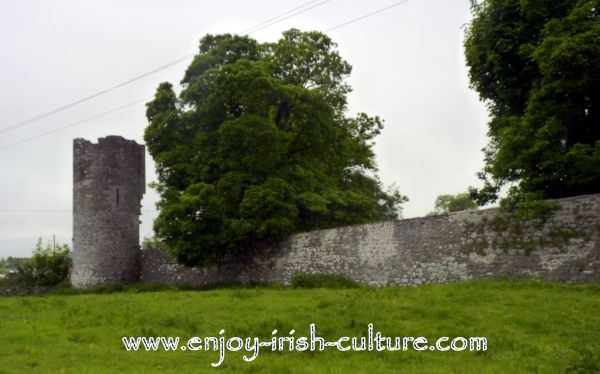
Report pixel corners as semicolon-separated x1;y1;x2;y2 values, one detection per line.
72;136;145;288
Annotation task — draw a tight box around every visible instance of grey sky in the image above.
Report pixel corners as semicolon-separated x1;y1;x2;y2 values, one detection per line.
0;0;489;258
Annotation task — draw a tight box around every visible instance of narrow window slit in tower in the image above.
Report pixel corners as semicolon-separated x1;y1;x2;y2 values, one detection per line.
116;188;119;206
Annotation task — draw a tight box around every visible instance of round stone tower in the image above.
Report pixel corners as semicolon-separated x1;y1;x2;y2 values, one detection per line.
72;136;145;288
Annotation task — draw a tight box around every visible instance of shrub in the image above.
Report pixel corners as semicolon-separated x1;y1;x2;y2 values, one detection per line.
291;273;358;289
141;236;168;250
18;239;72;286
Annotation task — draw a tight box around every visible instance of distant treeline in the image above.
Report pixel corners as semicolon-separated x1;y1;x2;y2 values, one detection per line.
0;257;28;275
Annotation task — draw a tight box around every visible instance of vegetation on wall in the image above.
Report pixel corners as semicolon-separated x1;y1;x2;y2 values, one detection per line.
141;236;168;251
145;30;407;265
461;210;592;256
464;0;600;206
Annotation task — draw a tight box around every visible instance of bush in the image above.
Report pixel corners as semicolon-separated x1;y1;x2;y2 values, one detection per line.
141;236;168;250
291;273;358;289
18;239;72;286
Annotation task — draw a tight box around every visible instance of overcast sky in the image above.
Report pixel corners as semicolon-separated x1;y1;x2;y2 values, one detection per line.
0;0;489;258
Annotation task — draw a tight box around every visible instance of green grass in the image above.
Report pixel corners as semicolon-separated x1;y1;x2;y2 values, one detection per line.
0;280;599;373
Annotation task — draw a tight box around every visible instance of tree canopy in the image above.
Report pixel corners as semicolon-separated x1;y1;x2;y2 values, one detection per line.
464;0;600;205
145;30;407;265
431;193;477;215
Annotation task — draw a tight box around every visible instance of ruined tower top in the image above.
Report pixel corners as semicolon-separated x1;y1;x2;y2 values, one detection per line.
72;136;145;288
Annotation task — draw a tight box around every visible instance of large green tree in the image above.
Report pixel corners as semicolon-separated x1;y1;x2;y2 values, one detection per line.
145;30;407;265
465;0;600;205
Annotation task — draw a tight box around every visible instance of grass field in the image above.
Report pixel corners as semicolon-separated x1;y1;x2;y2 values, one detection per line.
0;280;599;373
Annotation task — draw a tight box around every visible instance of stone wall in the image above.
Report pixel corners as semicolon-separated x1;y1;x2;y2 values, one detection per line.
72;136;145;288
140;193;600;287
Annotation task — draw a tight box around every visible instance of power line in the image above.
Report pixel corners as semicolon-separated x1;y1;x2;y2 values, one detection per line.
0;97;150;150
0;2;413;244
0;0;333;137
241;0;332;34
0;209;71;213
241;0;324;34
0;0;410;151
0;56;192;137
0;208;156;213
325;0;411;32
